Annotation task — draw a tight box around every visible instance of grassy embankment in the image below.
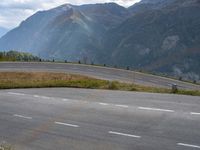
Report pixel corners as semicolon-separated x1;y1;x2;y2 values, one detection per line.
0;72;199;96
0;143;13;150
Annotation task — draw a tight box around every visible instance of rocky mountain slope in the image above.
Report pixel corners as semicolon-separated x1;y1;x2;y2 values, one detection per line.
0;3;129;62
104;0;200;81
0;0;199;81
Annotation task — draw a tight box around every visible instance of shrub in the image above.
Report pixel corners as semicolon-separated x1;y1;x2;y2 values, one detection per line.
108;81;119;90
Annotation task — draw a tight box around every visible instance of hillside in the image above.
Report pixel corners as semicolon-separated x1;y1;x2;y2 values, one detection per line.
0;0;199;81
0;3;130;62
104;0;200;81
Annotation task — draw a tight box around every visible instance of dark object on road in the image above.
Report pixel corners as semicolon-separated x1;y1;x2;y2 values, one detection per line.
127;66;130;70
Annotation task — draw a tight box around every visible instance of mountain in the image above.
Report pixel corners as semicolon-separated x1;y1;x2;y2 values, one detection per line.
104;0;200;81
0;3;130;62
0;0;200;81
0;27;8;38
128;0;180;15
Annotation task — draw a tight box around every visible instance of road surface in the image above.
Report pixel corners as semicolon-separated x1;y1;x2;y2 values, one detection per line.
0;88;200;150
0;62;199;90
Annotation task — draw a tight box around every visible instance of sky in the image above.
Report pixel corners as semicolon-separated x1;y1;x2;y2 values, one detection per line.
0;0;141;30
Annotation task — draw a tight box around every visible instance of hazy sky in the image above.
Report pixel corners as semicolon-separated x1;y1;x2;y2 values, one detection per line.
0;0;141;29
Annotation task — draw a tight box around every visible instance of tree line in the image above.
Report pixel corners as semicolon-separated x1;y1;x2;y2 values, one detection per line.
0;51;40;61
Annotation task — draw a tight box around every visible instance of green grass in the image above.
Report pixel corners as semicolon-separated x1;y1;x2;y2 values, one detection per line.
0;143;13;150
0;72;199;96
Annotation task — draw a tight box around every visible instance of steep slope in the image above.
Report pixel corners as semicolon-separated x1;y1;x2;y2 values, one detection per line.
104;0;200;80
128;0;175;13
0;3;129;62
0;6;66;54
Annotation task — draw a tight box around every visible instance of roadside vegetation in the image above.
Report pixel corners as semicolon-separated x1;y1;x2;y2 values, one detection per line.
0;142;13;150
0;50;198;85
0;51;40;62
0;72;199;96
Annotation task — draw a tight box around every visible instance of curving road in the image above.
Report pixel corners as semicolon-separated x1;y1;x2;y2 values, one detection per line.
0;62;199;90
0;62;200;149
0;88;200;150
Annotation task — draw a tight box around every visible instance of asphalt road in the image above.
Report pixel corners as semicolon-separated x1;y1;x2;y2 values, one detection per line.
0;62;199;90
0;88;200;150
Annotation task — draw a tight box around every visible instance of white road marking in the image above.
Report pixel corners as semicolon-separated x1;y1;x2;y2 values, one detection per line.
33;95;40;98
190;112;200;115
138;107;174;112
8;92;25;96
109;131;141;138
33;95;51;99
177;143;200;149
62;98;69;101
54;122;79;128
115;104;129;108
99;103;109;106
13;114;32;120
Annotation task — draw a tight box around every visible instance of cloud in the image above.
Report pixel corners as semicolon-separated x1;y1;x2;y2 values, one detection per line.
0;0;141;29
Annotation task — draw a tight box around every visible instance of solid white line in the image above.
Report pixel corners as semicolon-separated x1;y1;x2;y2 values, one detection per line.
138;107;174;112
115;104;129;108
8;92;25;96
99;103;109;106
109;131;141;138
177;143;200;149
13;114;32;120
54;122;79;128
190;112;200;115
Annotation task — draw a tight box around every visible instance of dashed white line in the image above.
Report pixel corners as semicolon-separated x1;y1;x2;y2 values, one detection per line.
109;131;141;138
54;121;79;128
33;95;51;99
190;112;200;115
177;143;200;149
138;107;174;112
62;98;69;102
8;92;25;96
33;95;40;98
99;103;109;106
115;104;129;108
13;114;32;120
